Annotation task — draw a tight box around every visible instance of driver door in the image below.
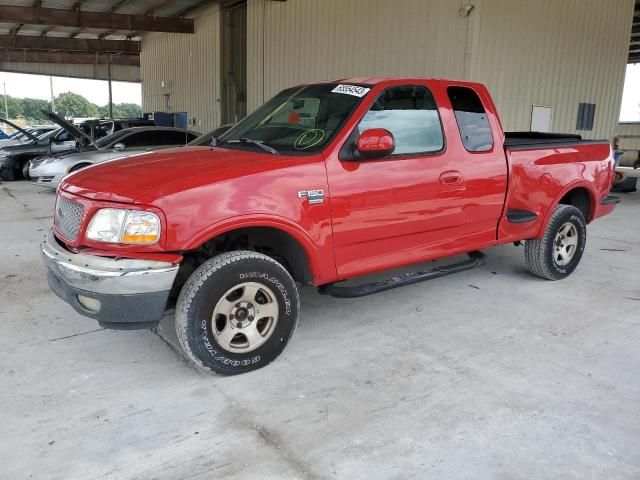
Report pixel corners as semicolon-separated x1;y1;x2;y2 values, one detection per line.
326;84;469;279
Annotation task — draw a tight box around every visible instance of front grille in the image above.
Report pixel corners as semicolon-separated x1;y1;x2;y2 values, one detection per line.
54;196;84;241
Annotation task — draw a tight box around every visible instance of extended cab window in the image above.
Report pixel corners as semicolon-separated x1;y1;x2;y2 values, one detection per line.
447;86;493;152
358;86;444;156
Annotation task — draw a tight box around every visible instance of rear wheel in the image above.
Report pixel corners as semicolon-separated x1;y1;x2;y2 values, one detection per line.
175;251;300;375
525;205;586;280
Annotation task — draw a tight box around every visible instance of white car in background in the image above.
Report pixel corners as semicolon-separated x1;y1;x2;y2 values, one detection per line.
29;126;199;189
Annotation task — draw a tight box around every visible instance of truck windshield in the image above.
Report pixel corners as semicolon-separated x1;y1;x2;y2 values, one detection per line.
218;83;371;154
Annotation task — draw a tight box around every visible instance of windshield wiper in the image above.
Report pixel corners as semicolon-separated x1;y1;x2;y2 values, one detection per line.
226;138;279;155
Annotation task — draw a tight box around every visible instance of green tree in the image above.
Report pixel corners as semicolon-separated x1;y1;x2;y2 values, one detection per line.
97;103;143;119
54;91;98;119
1;95;24;120
113;103;142;118
21;98;51;123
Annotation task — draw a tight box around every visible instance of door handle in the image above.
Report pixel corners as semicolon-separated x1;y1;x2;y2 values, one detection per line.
439;170;464;186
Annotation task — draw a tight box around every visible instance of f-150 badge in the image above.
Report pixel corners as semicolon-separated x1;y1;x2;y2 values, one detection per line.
297;189;325;204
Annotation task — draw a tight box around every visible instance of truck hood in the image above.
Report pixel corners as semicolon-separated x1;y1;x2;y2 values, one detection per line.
60;146;274;203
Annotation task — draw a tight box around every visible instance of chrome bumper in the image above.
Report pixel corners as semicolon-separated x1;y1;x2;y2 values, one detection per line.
41;228;179;295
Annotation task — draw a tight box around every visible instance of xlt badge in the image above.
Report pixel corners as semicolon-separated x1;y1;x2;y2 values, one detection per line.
297;189;325;205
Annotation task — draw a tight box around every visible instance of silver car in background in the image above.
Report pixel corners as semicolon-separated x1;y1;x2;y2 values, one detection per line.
30;126;199;189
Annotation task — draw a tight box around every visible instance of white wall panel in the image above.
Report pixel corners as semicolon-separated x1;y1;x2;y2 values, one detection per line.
247;0;469;111
140;4;221;133
471;0;634;140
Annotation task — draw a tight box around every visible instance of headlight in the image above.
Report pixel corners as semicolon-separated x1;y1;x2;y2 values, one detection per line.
0;150;8;158
86;208;161;245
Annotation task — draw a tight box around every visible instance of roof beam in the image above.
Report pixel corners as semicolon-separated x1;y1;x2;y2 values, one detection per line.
0;5;195;33
0;35;140;53
0;49;139;66
174;0;214;18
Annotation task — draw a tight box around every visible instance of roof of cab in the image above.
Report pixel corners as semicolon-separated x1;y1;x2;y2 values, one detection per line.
333;76;485;88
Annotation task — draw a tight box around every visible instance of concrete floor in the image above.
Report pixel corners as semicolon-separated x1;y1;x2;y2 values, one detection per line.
1;181;639;480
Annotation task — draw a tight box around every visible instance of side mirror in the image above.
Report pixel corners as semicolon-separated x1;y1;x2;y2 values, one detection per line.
356;128;395;160
113;142;126;151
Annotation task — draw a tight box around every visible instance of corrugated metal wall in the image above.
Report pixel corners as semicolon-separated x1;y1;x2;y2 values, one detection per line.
140;4;221;133
0;62;139;82
471;0;634;140
140;0;634;140
247;0;469;112
247;0;634;139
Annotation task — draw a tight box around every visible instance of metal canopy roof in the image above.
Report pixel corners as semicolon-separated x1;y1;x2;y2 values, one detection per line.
630;0;640;64
0;0;214;67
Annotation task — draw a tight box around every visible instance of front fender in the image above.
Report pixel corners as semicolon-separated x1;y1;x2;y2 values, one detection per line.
184;214;337;285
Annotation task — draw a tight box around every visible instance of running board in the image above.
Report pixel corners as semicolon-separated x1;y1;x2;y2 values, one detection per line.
318;251;487;298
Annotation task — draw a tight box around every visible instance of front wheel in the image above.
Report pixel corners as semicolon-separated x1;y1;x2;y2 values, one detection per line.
524;204;587;280
22;160;32;180
175;251;300;375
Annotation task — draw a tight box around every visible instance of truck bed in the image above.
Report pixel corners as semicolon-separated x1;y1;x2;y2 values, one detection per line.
504;131;605;149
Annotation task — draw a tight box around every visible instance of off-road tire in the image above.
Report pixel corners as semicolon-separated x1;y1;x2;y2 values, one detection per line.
175;251;300;375
525;205;587;280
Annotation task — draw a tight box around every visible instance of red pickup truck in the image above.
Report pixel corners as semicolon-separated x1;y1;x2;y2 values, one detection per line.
42;78;618;375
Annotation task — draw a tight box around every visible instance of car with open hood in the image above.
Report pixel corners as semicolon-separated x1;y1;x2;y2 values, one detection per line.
0;118;83;180
30;126;200;189
0;123;57;147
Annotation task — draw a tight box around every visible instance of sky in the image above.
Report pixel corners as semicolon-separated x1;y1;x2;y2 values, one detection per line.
0;71;141;106
620;64;640;122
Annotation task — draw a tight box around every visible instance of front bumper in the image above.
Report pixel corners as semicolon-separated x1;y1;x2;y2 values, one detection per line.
30;163;66;189
41;229;179;329
31;173;64;189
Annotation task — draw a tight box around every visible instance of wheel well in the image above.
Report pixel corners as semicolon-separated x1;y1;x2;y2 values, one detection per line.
172;227;313;299
69;162;92;172
558;187;592;221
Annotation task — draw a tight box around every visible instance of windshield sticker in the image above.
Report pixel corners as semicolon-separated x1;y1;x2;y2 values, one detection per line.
294;129;326;150
331;84;371;97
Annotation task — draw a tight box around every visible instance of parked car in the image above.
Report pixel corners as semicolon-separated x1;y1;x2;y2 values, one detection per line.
76;117;155;142
0;120;57;147
42;78;618;375
30;126;200;189
0;125;81;180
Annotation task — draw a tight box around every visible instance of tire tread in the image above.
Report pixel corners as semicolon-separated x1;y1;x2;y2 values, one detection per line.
175;250;299;374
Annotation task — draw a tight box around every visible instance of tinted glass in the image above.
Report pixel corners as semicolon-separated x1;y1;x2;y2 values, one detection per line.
447;86;493;152
358;86;444;155
95;129;131;148
154;130;193;145
219;83;368;153
120;131;156;147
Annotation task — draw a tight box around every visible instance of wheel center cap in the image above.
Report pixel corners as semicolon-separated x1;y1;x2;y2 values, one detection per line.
231;302;255;328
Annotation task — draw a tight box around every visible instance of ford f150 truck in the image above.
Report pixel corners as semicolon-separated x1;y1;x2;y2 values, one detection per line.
42;78;618;375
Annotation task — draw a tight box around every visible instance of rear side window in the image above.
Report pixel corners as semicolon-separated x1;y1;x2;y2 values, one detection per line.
447;86;493;152
154;130;195;145
358;86;444;156
120;131;156;147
